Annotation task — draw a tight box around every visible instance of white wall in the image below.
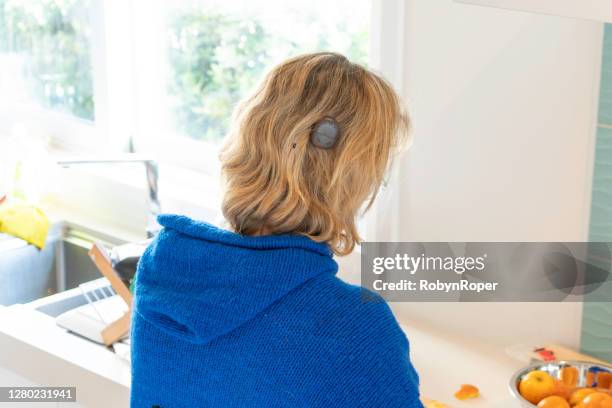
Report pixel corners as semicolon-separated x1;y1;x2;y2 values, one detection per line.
389;0;603;348
456;0;612;24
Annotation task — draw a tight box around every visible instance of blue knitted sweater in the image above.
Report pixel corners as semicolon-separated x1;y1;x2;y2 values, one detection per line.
131;214;422;408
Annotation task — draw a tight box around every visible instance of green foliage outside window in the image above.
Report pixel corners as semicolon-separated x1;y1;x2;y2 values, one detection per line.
167;13;272;141
0;1;368;140
167;7;368;141
0;0;94;120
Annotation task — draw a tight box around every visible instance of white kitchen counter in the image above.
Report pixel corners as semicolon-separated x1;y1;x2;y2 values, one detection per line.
0;291;524;408
0;301;130;407
406;319;523;407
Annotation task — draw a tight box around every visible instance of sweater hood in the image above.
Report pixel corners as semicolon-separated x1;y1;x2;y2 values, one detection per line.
134;214;338;344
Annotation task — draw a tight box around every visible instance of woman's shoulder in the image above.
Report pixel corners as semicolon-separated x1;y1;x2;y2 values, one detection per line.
298;274;409;350
290;274;422;407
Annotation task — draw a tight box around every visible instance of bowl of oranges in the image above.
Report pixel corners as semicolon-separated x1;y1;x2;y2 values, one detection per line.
510;361;612;407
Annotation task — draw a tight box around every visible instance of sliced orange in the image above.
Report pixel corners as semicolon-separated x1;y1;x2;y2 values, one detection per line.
552;379;571;400
597;372;612;390
454;384;480;400
587;372;597;388
421;398;448;408
561;366;579;388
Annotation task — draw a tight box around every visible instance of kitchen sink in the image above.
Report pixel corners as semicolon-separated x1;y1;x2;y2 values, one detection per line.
34;281;116;318
0;222;125;306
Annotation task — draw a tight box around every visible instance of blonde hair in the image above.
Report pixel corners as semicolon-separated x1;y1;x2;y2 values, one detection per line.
220;52;409;255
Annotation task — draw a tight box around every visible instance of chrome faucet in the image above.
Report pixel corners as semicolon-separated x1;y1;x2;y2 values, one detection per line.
56;155;161;238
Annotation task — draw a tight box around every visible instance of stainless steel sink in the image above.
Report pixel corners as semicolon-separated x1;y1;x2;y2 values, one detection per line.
0;222;125;306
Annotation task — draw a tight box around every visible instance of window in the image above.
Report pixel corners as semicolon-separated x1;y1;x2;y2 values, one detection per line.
0;0;94;120
132;0;371;171
164;0;369;143
0;0;400;173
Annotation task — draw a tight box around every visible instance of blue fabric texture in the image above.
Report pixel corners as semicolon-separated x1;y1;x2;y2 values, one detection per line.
131;214;422;408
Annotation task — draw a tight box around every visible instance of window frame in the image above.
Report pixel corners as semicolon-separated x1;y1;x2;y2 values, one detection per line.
366;0;406;243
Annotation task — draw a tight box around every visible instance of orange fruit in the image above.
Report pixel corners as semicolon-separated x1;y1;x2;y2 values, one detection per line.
561;367;579;388
552;379;571;400
587;372;597;388
538;395;571;408
597;373;612;390
519;371;557;404
578;392;612;408
570;388;597;406
454;384;479;400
